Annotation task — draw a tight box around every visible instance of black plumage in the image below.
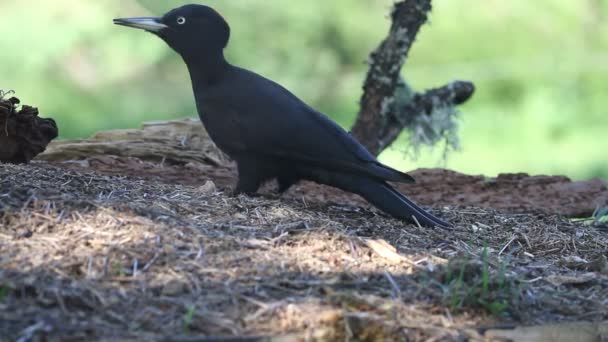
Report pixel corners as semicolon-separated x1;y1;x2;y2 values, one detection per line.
114;4;451;228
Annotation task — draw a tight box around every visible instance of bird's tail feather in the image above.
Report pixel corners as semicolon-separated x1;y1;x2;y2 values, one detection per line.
370;182;452;228
334;175;452;228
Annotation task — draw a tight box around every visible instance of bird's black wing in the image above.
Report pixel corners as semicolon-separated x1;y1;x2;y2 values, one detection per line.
200;67;413;183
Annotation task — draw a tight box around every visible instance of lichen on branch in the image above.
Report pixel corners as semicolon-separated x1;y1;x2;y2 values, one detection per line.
351;0;475;158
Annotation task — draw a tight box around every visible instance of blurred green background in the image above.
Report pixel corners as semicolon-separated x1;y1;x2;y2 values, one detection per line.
1;0;606;180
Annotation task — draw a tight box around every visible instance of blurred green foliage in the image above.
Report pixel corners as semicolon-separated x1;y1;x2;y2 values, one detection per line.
1;0;606;180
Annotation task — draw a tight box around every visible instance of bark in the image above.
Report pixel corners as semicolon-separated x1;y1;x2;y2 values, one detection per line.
0;93;58;164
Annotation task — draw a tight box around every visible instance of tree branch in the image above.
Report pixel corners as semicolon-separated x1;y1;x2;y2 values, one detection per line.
379;80;474;151
351;0;475;156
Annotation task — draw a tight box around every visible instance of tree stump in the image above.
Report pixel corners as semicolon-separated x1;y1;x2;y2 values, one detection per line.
0;92;58;164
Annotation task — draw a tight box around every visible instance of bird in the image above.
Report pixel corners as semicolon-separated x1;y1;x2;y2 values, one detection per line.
113;4;451;228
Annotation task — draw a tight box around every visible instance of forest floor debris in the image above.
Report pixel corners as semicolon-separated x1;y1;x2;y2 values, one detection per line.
1;162;607;340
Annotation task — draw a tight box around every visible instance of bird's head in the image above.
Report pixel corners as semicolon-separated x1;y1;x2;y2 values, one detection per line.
113;4;230;60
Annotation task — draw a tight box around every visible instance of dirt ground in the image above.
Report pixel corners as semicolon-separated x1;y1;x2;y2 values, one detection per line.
63;154;608;219
1;120;608;340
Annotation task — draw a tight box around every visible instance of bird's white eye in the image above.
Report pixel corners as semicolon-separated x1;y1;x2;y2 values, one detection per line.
177;16;186;25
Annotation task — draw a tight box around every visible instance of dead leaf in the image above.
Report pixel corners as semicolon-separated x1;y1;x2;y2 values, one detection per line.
590;255;608;275
559;255;589;269
484;321;608;341
162;279;187;296
545;272;597;286
198;180;217;195
362;239;413;265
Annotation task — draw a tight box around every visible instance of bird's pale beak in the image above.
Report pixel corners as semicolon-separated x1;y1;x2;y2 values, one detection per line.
113;17;168;33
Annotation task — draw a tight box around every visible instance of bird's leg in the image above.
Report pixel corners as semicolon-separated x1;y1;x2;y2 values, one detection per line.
277;174;299;194
233;157;265;196
234;175;263;195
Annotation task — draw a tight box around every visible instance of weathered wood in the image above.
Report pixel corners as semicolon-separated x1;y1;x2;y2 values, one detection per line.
37;118;226;166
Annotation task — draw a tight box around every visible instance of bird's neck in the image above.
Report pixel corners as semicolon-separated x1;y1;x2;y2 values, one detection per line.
184;51;230;88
